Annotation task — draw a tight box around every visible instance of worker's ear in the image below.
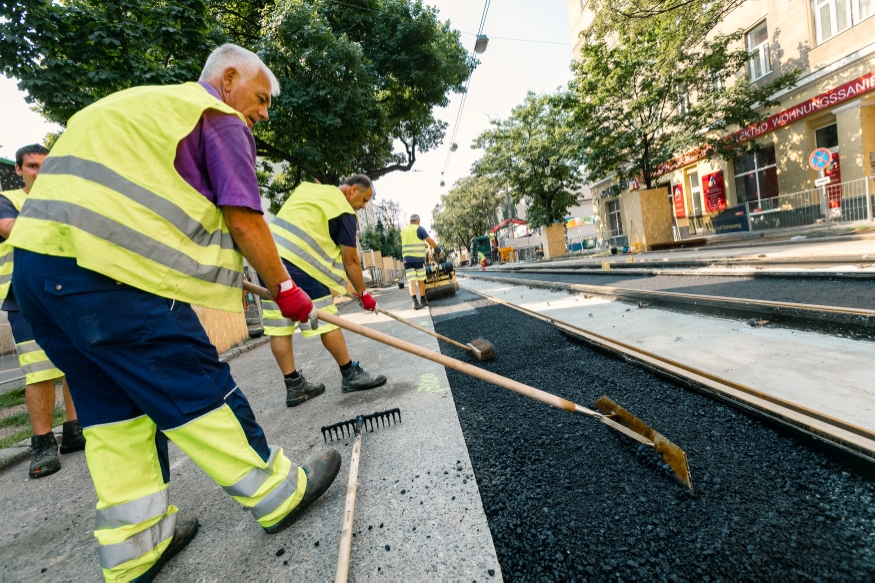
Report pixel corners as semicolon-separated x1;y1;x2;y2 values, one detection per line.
222;67;239;91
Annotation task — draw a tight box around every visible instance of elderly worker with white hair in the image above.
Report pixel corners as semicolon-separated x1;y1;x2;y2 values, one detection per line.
7;44;341;582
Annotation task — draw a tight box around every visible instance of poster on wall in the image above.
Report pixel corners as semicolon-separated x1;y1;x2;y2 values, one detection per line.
825;152;842;209
672;184;686;218
702;171;727;213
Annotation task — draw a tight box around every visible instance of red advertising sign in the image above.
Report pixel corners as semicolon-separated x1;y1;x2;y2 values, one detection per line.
729;71;875;144
702;171;726;213
826;152;842;209
672;184;686;218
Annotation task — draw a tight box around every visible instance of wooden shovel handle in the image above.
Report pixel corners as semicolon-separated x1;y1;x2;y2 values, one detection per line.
334;428;363;583
375;307;473;354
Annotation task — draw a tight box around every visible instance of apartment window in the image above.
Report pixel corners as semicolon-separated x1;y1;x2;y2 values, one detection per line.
676;85;690;114
746;22;771;80
687;171;703;216
814;0;871;43
815;123;839;150
734;146;779;208
606;200;622;236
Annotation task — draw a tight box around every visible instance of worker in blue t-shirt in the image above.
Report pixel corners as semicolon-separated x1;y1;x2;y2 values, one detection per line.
400;214;438;310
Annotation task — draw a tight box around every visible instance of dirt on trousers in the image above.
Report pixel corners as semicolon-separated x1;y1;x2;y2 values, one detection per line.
432;292;875;582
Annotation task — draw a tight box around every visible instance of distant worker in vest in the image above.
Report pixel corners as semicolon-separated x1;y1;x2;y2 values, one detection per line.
478;250;487;271
262;175;387;407
401;214;438;310
0;144;86;479
9;44;341;582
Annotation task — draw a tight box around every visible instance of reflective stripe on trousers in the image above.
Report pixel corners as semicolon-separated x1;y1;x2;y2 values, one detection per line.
16;340;64;385
262;297;337;338
405;268;427;282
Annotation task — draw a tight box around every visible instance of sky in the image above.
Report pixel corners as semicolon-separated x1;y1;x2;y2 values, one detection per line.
0;0;576;231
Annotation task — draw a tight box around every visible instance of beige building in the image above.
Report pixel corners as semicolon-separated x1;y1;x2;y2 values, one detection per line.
567;0;875;242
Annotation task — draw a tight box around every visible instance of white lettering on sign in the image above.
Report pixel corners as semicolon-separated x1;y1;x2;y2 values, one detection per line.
814;177;831;187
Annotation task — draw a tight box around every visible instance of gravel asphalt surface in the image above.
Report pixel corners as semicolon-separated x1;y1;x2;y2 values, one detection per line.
432;289;875;581
471;272;875;310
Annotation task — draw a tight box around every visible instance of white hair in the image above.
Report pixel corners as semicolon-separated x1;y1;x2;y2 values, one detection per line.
199;44;281;96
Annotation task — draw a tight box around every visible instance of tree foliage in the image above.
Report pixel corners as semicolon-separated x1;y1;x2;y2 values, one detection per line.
0;0;216;125
359;220;401;260
568;25;798;190
431;176;502;251
473;92;584;227
0;0;473;199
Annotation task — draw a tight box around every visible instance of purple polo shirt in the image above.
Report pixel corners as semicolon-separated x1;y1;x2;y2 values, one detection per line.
174;82;263;213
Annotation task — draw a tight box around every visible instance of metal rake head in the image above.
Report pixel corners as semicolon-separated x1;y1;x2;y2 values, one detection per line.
321;408;401;442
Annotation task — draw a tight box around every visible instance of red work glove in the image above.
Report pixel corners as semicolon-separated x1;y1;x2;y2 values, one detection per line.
355;290;378;312
274;280;314;323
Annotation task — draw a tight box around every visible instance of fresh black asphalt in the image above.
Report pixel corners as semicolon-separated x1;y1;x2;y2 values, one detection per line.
432;290;875;581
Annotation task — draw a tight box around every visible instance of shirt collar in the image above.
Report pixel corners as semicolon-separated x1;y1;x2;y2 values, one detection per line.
198;81;222;100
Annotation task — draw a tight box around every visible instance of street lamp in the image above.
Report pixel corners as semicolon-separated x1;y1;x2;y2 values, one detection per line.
474;34;489;54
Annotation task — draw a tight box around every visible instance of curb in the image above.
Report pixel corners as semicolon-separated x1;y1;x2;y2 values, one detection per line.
0;336;271;470
219;335;270;362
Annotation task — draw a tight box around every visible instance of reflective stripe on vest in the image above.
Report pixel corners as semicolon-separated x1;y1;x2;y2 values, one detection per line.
97;512;177;569
270;184;355;295
95;489;169;530
0;190;26;302
7;83;246;312
401;224;426;258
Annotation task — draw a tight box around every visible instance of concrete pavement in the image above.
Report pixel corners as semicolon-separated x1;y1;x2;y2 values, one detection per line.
0;287;502;582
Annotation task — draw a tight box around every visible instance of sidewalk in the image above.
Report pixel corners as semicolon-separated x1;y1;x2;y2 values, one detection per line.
0;287;501;581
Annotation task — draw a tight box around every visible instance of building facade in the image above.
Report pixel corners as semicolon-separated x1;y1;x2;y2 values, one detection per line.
567;0;875;240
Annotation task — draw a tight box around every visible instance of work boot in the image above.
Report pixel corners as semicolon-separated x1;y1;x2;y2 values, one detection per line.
285;372;326;407
29;432;60;479
340;362;387;393
60;420;86;454
130;515;199;583
412;297;423;310
263;449;341;534
420;296;429;308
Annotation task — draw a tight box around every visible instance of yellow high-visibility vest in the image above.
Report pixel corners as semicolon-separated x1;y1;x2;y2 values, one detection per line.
401;224;426;259
270;183;356;295
8;83;247;312
0;189;27;302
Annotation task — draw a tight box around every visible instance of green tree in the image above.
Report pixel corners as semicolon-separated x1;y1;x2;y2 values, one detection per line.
568;25;798;191
255;0;473;198
0;0;216;125
359;219;401;260
473;92;583;227
432;176;502;251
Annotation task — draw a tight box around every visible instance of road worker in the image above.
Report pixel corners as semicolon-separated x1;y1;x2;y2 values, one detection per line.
262;175;387;407
0;144;85;479
8;44;340;582
401;214;437;310
478;250;488;271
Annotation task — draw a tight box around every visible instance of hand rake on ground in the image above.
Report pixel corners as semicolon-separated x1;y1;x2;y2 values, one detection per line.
243;282;692;490
321;409;402;583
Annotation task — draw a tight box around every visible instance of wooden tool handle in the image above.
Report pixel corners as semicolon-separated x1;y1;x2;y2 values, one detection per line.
375;307;472;353
241;281;600;418
315;309;591;416
335;428;363;583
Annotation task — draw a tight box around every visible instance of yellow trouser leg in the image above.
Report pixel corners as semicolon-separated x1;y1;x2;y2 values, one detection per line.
163;405;307;529
86;416;176;583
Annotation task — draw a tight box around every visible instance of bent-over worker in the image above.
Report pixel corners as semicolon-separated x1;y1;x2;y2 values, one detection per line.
262;175;387;407
400;214;437;310
9;44;340;582
0;144;85;479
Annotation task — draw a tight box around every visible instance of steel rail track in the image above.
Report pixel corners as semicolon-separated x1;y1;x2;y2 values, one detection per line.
460;272;875;333
460;283;875;467
465;267;875;280
476;254;875;270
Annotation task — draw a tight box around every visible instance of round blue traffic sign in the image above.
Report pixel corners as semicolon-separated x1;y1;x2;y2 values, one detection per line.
809;148;832;171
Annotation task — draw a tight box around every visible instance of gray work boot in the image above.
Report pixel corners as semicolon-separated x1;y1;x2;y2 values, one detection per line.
60;420;86;454
263;449;341;534
131;515;199;583
341;362;387;393
420;295;429;308
412;297;423;310
285;372;326;407
29;432;60;479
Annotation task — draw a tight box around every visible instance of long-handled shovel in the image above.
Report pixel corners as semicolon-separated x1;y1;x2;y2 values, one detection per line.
244;282;693;490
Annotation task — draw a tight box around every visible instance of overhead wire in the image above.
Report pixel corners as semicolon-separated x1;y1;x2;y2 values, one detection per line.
441;0;492;182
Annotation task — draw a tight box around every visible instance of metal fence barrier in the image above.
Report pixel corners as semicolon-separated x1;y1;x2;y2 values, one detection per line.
746;176;874;232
